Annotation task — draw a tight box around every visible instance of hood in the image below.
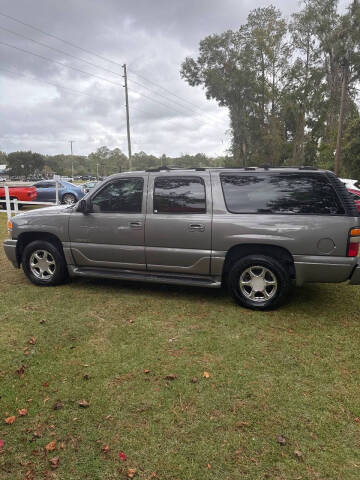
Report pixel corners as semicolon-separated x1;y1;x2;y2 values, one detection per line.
13;204;74;218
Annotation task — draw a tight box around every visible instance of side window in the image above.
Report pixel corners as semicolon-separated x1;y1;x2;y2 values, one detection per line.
153;176;206;214
92;177;144;213
220;173;345;215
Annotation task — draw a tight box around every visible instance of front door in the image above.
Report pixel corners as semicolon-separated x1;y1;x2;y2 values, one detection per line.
69;175;147;270
145;173;212;275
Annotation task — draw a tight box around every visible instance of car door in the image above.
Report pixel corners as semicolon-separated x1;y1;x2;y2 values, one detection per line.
69;175;147;270
145;173;212;275
34;182;50;201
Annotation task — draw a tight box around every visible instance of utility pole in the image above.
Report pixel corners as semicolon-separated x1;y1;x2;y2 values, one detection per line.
69;140;75;179
334;60;348;176
123;64;132;170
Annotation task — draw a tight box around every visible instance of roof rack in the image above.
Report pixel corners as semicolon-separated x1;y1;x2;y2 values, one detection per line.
145;166;207;172
299;166;318;170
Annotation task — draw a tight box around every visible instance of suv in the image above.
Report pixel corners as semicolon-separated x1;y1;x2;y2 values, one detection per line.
4;167;360;310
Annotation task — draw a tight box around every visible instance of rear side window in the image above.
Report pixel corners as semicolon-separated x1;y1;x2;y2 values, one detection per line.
154;176;206;213
92;177;144;213
220;173;345;215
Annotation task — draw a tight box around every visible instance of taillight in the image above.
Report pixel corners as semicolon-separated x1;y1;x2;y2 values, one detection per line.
347;228;360;257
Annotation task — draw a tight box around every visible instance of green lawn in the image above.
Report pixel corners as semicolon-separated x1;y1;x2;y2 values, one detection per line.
1;211;360;479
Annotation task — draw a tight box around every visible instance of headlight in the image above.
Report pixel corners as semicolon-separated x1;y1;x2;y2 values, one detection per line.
7;220;12;236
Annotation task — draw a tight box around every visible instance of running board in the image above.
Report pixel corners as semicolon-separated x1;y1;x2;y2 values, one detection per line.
68;266;222;288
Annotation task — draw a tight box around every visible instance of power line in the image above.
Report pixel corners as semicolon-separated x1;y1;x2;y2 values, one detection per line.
0;10;224;124
0;23;221;123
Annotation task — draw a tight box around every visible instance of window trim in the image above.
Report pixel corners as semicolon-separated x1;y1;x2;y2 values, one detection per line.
91;176;145;214
220;172;346;216
153;175;207;214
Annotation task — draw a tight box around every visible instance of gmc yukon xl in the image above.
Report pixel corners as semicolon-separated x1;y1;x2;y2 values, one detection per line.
4;167;360;310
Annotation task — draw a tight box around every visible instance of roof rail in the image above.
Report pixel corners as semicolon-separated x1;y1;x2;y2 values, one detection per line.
145;166;208;172
299;166;318;170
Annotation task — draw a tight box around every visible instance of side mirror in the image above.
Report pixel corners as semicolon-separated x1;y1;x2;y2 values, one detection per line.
77;199;92;214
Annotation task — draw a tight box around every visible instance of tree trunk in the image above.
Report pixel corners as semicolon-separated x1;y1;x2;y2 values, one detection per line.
334;65;348;176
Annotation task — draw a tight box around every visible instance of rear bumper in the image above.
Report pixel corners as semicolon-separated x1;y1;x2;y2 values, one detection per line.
3;239;19;268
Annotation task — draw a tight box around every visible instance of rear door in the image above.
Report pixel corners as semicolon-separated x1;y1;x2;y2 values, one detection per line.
69;174;148;270
145;172;212;275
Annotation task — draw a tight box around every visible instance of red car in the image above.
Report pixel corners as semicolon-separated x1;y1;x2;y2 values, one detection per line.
348;188;360;213
0;185;37;209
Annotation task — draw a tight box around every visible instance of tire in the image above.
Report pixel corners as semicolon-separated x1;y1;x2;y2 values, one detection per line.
62;193;76;204
22;240;68;286
228;255;291;310
1;198;16;210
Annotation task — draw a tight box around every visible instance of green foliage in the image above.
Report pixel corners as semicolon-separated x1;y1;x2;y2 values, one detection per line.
343;116;360;178
6;151;44;177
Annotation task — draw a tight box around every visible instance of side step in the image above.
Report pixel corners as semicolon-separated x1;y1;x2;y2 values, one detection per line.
68;266;222;288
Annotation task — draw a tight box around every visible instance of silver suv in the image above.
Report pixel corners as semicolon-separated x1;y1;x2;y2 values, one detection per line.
4;167;360;310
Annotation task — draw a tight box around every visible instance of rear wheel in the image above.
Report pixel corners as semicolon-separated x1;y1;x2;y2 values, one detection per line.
22;240;68;286
62;193;76;204
228;255;290;310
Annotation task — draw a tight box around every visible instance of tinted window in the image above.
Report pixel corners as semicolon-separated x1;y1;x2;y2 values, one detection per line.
220;173;344;215
154;176;206;214
92;178;144;213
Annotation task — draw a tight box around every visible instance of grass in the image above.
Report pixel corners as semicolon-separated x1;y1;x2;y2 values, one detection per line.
1;210;360;479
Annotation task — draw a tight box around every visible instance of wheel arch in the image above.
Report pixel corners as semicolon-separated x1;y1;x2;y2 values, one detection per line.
16;232;65;265
222;244;296;285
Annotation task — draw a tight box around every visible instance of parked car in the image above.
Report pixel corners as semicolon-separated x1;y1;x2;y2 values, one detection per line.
33;180;84;204
347;188;360;213
0;176;6;182
4;167;360;310
81;181;99;193
0;185;37;209
341;178;360;192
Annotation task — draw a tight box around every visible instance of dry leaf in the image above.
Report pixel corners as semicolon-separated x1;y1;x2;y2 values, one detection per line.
24;470;34;480
144;369;150;374
101;445;110;453
203;371;210;378
78;399;90;408
18;408;28;416
119;451;127;461
277;435;286;446
207;463;211;469
16;364;25;378
190;377;198;383
45;441;56;452
4;416;16;425
53;401;63;410
164;374;177;381
127;468;137;478
294;449;303;458
29;337;36;345
235;421;250;429
23;347;30;355
83;374;90;380
42;382;49;388
0;439;4;450
49;456;60;469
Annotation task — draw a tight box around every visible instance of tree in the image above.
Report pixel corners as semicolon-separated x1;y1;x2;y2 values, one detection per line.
7;151;44;178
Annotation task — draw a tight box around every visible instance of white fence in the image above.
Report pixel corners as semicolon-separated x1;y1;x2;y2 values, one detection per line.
0;182;60;221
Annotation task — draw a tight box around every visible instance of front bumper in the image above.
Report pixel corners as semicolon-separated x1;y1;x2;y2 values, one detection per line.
3;239;19;268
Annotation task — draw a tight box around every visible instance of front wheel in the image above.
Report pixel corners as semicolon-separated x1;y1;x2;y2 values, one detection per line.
22;240;68;286
62;193;76;204
228;255;291;310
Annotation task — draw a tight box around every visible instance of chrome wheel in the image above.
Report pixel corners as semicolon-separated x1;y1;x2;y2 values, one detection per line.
29;250;56;280
62;193;76;204
239;265;277;302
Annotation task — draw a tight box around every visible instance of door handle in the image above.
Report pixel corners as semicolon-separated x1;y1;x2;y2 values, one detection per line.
188;223;205;232
129;221;143;229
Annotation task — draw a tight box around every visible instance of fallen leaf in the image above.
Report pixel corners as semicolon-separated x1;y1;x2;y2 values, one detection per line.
144;369;150;374
190;377;198;383
49;456;60;469
277;435;286;446
45;441;56;452
0;439;4;450
354;417;360;423
4;416;16;425
18;408;28;416
16;364;25;378
32;431;42;439
207;463;211;469
29;337;36;345
101;445;110;453
24;470;34;480
78;399;90;408
42;382;49;388
119;451;127;461
203;371;210;378
127;468;137;478
23;347;30;355
53;401;63;410
164;374;177;381
83;374;90;380
40;319;46;324
294;449;303;458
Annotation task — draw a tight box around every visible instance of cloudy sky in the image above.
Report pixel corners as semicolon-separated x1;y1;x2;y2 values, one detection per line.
0;0;350;158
